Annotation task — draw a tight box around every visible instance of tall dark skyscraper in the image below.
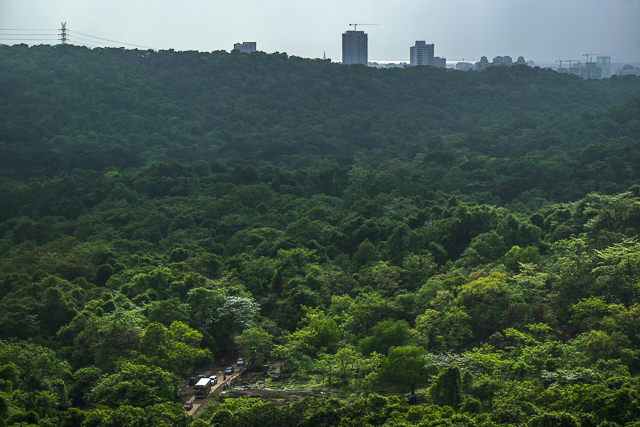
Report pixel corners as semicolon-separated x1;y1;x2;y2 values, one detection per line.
342;30;368;65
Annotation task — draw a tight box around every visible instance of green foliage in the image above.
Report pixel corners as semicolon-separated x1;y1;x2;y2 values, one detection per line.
330;292;395;340
352;239;378;269
0;340;71;403
1;45;640;425
528;412;580;427
141;321;211;376
429;365;463;409
378;346;438;395
87;362;177;408
358;319;411;356
504;245;541;272
234;327;275;366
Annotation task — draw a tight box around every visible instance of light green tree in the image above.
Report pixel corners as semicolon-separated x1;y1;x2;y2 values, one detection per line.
87;363;177;408
234;327;275;366
141;321;211;376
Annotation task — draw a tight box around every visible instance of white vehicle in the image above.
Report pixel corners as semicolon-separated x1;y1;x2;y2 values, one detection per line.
194;377;211;398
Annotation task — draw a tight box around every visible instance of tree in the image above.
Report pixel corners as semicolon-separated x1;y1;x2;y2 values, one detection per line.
429;365;462;409
584;330;630;363
358;261;403;296
273;308;340;366
352;239;378;269
0;340;72;406
141;321;211;376
358;319;410;356
69;366;103;408
402;253;437;287
302;307;341;354
504;245;541;272
378;346;437;395
334;345;361;384
71;307;145;370
459;231;507;267
316;352;337;385
455;269;509;340
415;307;474;351
214;295;261;334
143;297;190;326
507;262;548;304
186;286;225;332
333;292;394;339
234;327;275;366
528;412;581;427
87;362;177;408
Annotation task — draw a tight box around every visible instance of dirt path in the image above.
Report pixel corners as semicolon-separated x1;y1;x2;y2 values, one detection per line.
183;363;244;416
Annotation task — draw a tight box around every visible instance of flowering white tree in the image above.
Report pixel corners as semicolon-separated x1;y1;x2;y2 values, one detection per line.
214;295;260;333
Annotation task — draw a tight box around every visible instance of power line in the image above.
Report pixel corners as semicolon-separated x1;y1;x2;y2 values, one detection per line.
70;30;154;50
72;24;158;46
0;33;58;36
71;35;146;50
70;35;114;48
0;36;57;39
0;39;58;42
0;24;157;50
0;28;57;31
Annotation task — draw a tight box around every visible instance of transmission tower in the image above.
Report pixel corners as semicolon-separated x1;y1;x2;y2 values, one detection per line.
59;22;68;45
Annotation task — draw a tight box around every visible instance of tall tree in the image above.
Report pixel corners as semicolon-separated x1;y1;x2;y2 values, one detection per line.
234;327;275;366
429;365;463;409
378;346;437;395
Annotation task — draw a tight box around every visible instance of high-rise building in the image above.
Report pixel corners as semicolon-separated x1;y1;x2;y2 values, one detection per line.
581;61;602;80
409;41;446;68
476;56;490;71
597;56;611;78
342;30;368;65
492;56;513;66
410;41;434;66
233;42;256;54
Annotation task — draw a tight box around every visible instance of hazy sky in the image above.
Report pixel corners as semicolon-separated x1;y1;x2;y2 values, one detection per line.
2;0;640;64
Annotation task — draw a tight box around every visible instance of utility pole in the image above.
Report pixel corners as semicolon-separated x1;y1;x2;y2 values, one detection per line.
59;22;68;45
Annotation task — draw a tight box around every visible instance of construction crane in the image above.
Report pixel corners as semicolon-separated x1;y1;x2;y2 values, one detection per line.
583;53;605;63
556;59;580;68
349;23;377;32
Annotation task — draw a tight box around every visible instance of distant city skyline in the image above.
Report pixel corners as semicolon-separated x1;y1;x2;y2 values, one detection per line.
1;0;640;64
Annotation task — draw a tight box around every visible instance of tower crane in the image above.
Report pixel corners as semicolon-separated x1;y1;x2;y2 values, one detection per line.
583;53;605;63
557;59;580;68
349;23;378;31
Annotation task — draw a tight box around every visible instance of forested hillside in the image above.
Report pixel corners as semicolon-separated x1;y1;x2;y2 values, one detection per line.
1;44;640;180
1;44;640;426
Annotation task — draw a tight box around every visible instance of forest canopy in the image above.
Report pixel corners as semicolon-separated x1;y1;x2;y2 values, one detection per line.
1;44;640;426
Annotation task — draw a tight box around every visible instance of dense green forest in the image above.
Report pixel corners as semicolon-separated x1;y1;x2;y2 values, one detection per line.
1;44;640;426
